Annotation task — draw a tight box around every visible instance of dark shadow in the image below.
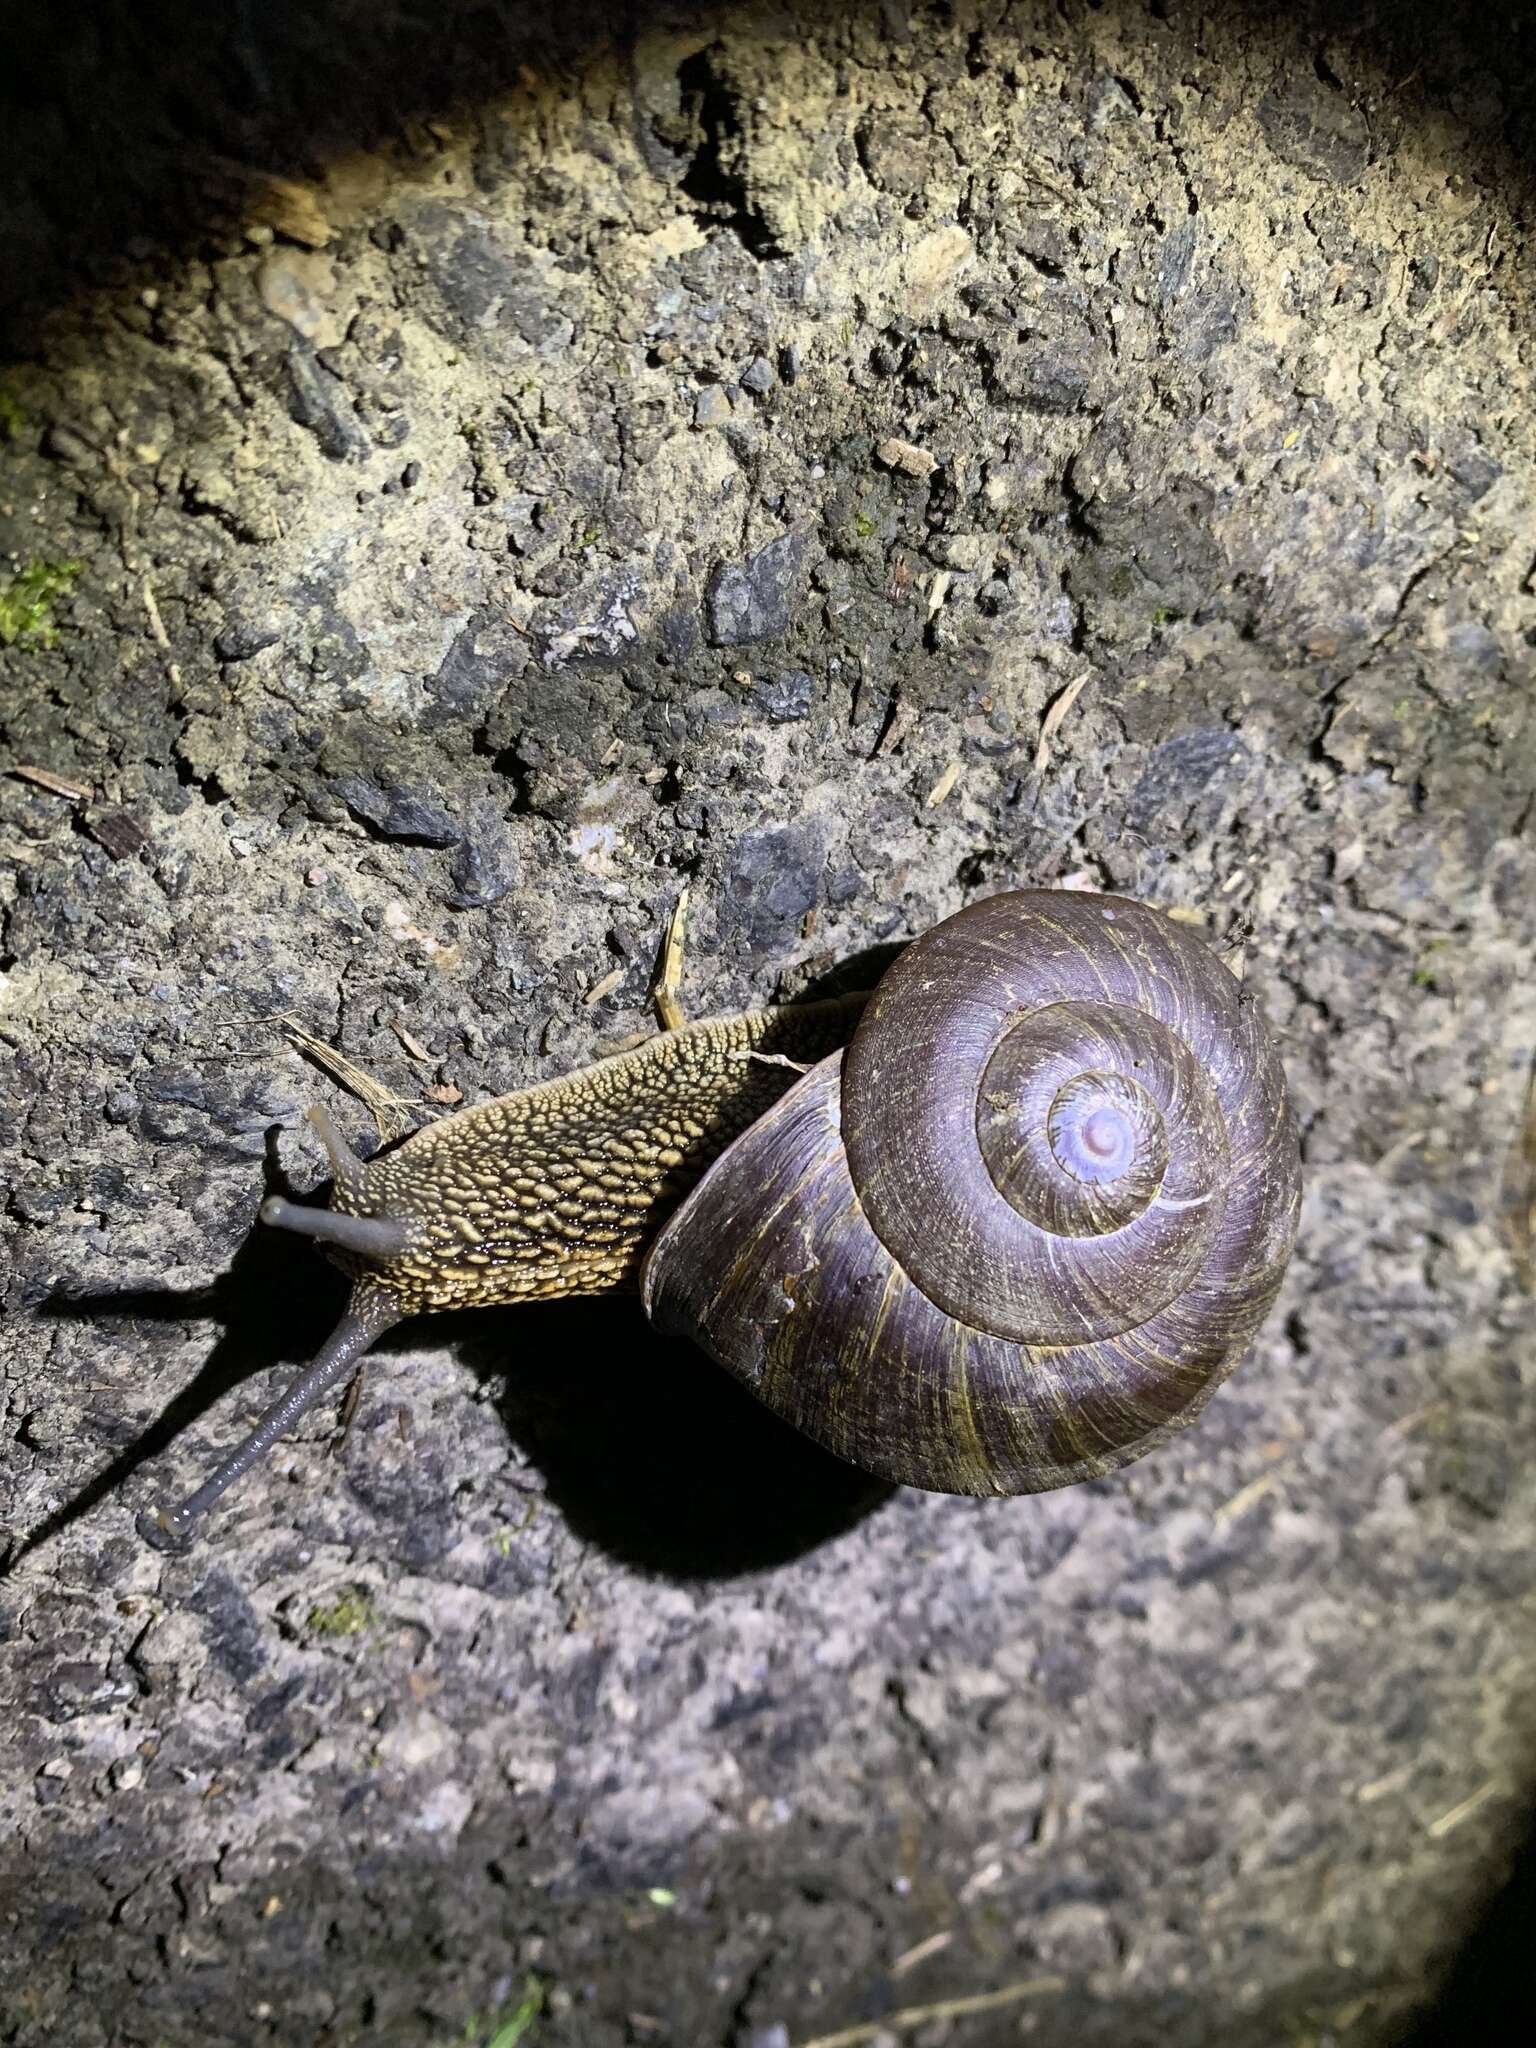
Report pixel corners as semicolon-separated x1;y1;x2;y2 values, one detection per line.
3;0;1533;354
460;1294;893;1579
1399;1802;1536;2044
7;1151;357;1574
790;937;907;1004
0;0;712;354
17;973;900;1578
23;1256;891;1581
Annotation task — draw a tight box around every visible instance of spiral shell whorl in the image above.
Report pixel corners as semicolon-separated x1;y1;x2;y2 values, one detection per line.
843;896;1238;1344
642;888;1302;1497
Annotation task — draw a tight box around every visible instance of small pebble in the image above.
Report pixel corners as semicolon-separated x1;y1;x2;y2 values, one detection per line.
752;670;814;722
876;435;939;478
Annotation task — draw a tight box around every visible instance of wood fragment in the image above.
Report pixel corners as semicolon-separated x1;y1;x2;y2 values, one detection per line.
874;696;918;759
11;764;93;803
87;809;149;859
1380;1400;1450;1442
392;1020;433;1063
142;577;171;650
1355;1764;1414;1805
745;1051;811;1075
584;966;625;1008
797;1975;1066;2048
924;758;962;808
653;887;690;1033
1375;1128;1428;1179
329;1368;366;1456
249;174;334;248
891;1929;953;1978
1500;1053;1536;1289
1034;671;1090;774
876;436;939;479
1213;1468;1282;1526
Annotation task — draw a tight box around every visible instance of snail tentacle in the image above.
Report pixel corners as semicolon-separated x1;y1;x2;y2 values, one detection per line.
139;1285;402;1547
259;1195;418;1260
140;999;866;1541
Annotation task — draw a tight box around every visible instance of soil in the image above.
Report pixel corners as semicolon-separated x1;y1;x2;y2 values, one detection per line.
2;3;1534;2045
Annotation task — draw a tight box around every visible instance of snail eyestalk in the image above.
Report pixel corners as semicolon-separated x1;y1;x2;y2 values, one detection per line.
139;1286;402;1548
259;1195;416;1259
306;1102;367;1181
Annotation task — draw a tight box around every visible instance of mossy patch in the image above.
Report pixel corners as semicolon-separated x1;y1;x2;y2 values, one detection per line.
453;1978;544;2048
0;560;83;650
306;1585;379;1637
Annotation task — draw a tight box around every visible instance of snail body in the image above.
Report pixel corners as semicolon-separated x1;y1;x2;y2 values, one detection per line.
304;997;866;1315
145;890;1301;1542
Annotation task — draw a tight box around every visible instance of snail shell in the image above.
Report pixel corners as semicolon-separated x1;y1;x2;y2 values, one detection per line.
642;889;1302;1495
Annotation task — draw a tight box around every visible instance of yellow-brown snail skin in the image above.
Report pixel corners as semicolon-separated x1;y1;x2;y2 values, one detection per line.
142;889;1302;1544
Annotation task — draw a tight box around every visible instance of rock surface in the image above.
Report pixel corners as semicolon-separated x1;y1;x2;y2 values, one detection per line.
1;2;1534;2044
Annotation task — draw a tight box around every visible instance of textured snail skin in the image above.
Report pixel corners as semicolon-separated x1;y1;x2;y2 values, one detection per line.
642;891;1302;1496
143;997;864;1541
321;1003;868;1310
320;999;866;1313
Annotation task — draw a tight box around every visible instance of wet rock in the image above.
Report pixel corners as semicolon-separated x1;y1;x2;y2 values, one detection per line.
448;823;517;909
705;532;808;646
721;821;823;955
330;774;462;845
284;345;369;461
751;669;814;721
1257;80;1372;185
429;616;524;725
187;1569;268;1686
215;618;282;662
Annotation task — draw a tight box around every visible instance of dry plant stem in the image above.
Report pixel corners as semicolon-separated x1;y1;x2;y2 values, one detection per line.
654;886;691;1033
796;1974;1067;2048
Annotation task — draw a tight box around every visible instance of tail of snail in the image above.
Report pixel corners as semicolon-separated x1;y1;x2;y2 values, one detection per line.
141;890;1302;1546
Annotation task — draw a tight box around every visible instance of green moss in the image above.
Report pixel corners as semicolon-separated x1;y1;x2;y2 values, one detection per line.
483;1979;543;2047
1107;562;1138;599
1412;938;1451;992
306;1585;378;1637
0;386;27;440
0;559;83;650
853;511;878;538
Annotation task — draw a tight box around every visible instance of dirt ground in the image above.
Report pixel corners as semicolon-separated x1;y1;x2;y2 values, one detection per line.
2;2;1534;2044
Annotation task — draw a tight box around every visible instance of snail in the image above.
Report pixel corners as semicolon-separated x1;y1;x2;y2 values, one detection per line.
142;888;1301;1544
